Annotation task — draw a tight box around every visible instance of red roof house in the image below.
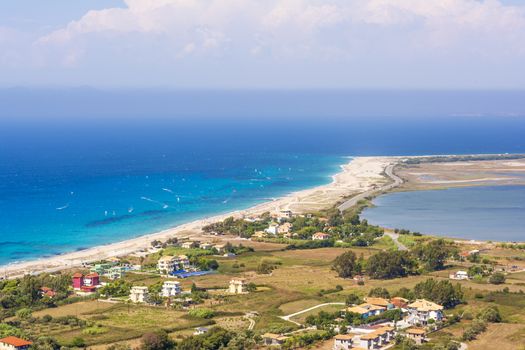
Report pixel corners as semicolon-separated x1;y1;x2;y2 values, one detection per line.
40;287;56;298
312;232;331;240
72;272;100;292
0;336;33;350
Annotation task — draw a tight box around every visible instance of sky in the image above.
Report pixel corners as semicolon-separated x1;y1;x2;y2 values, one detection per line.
1;0;525;89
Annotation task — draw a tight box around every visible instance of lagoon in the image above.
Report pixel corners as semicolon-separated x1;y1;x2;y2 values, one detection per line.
362;185;525;242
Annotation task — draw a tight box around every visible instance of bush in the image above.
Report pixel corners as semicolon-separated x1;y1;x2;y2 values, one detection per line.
345;292;363;305
70;337;86;348
188;308;216;319
141;330;174;350
489;272;506;285
41;314;53;323
368;287;390;298
82;324;108;335
15;308;32;320
256;259;280;274
477;306;502;323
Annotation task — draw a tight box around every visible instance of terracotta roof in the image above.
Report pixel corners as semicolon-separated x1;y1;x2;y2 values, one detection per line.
230;278;247;283
158;255;175;262
406;328;426;335
358;303;386;311
407;299;443;311
72;273;83;278
364;297;391;307
391;296;408;302
313;232;330;237
376;326;395;332
371;329;387;336
85;272;99;278
359;333;380;340
0;336;33;347
334;334;355;340
346;306;369;315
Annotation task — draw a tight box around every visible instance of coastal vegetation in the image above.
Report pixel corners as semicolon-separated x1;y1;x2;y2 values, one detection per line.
1;203;525;349
401;153;525;165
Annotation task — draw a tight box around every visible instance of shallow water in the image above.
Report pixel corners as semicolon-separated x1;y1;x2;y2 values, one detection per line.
362;185;525;241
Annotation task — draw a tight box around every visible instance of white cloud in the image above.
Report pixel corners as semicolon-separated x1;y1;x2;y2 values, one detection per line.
37;0;525;52
5;0;525;87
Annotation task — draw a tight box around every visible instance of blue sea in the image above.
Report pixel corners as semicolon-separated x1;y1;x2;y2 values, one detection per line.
1;89;525;265
362;186;525;242
0;152;343;265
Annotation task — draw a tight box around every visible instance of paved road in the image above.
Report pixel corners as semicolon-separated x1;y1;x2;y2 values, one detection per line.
244;314;256;330
384;231;408;251
337;163;403;213
280;302;346;325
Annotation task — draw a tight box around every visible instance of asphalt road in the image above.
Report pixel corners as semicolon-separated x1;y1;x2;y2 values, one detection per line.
337;163;403;212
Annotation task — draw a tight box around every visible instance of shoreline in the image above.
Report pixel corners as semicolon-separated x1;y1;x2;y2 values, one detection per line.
2;156;400;278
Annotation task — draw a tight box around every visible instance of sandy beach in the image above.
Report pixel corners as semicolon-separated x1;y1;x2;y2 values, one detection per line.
1;156;400;279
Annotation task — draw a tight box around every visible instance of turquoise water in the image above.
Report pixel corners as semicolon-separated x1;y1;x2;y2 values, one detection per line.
362;186;525;242
1;113;525;265
0;152;343;265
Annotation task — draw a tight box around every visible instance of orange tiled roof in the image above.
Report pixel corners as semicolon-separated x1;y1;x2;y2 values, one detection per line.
364;297;390;307
0;336;33;347
407;299;443;311
359;333;380;340
406;328;426;335
334;334;355;340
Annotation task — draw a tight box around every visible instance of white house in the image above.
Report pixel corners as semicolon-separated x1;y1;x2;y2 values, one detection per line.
277;222;293;234
130;286;149;303
278;210;293;221
182;241;197;249
229;278;248;294
174;255;190;270
199;242;213;250
265;223;279;235
262;333;288;346
194;327;209;335
406;299;444;325
213;244;226;253
357;332;380;350
405;328;426;345
449;270;469;280
333;334;355;350
157;255;177;274
355;327;395;349
0;337;32;350
161;281;182;297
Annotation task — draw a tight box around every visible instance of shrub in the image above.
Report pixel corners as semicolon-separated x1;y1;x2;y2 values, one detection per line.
15;308;32;320
477;306;502;323
188;308;216;319
489;272;505;285
368;287;390;298
345;292;363;306
141;330;174;350
70;337;86;348
41;314;53;323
